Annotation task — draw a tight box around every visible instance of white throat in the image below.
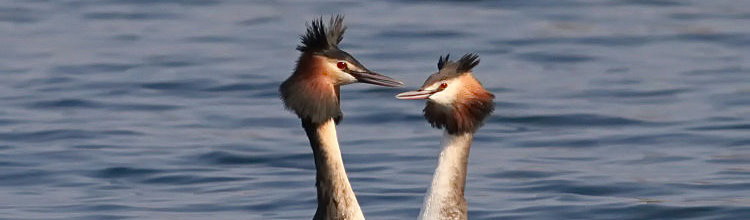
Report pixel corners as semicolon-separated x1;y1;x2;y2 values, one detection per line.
419;132;474;220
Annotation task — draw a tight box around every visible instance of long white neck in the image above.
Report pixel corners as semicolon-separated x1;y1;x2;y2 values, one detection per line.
302;119;365;220
419;132;474;220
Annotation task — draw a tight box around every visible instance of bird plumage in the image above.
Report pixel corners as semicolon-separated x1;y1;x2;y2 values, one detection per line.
396;54;494;220
280;15;402;220
419;54;494;134
298;15;346;53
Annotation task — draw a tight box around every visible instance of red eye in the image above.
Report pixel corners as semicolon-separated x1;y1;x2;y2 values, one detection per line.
439;82;448;90
336;62;347;70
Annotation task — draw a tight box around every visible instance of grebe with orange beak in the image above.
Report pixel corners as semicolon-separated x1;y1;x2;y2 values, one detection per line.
397;54;494;220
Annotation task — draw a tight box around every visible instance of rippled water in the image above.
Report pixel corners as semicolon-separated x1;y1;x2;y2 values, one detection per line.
1;0;749;219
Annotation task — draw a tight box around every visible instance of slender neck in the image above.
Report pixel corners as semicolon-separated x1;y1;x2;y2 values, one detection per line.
419;132;474;220
302;119;365;220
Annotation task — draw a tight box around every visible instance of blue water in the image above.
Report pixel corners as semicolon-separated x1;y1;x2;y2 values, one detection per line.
1;0;749;219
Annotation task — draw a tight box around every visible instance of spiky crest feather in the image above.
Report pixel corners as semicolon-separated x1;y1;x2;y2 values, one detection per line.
456;53;479;73
297;15;347;52
438;54;450;69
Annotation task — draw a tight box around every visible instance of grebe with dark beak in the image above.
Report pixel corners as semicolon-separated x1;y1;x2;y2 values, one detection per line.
280;15;403;220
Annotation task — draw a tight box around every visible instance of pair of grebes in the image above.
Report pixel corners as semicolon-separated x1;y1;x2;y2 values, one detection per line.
280;15;494;220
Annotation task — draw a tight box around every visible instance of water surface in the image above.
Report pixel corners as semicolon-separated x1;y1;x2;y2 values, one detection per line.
1;0;749;219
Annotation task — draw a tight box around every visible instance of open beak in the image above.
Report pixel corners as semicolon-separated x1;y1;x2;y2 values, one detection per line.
350;71;404;87
395;89;438;100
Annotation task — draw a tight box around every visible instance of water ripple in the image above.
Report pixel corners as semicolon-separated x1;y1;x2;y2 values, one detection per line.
83;12;179;20
52;63;139;74
499;36;655;47
203;82;277;92
92;167;161;178
0;129;97;142
2;0;750;219
0;170;56;186
0;7;40;23
141;175;244;185
688;124;750;131
377;30;465;39
496;113;656;127
27;98;181;111
486;169;569;179
192;151;311;169
516;52;597;63
104;0;221;6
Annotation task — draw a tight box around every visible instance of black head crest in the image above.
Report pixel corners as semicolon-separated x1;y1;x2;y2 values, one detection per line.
421;53;480;89
456;53;479;73
297;15;347;52
438;54;450;69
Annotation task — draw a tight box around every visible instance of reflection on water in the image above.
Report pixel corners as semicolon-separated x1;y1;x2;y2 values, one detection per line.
1;0;749;219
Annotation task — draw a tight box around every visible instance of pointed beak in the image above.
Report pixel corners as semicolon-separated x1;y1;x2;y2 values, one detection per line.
350;71;404;87
395;89;437;100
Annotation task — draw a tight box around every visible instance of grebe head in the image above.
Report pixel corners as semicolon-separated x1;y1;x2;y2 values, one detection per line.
281;15;403;124
396;53;494;134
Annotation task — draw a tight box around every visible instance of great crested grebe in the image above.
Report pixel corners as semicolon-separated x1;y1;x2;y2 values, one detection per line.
279;15;403;220
396;54;494;220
